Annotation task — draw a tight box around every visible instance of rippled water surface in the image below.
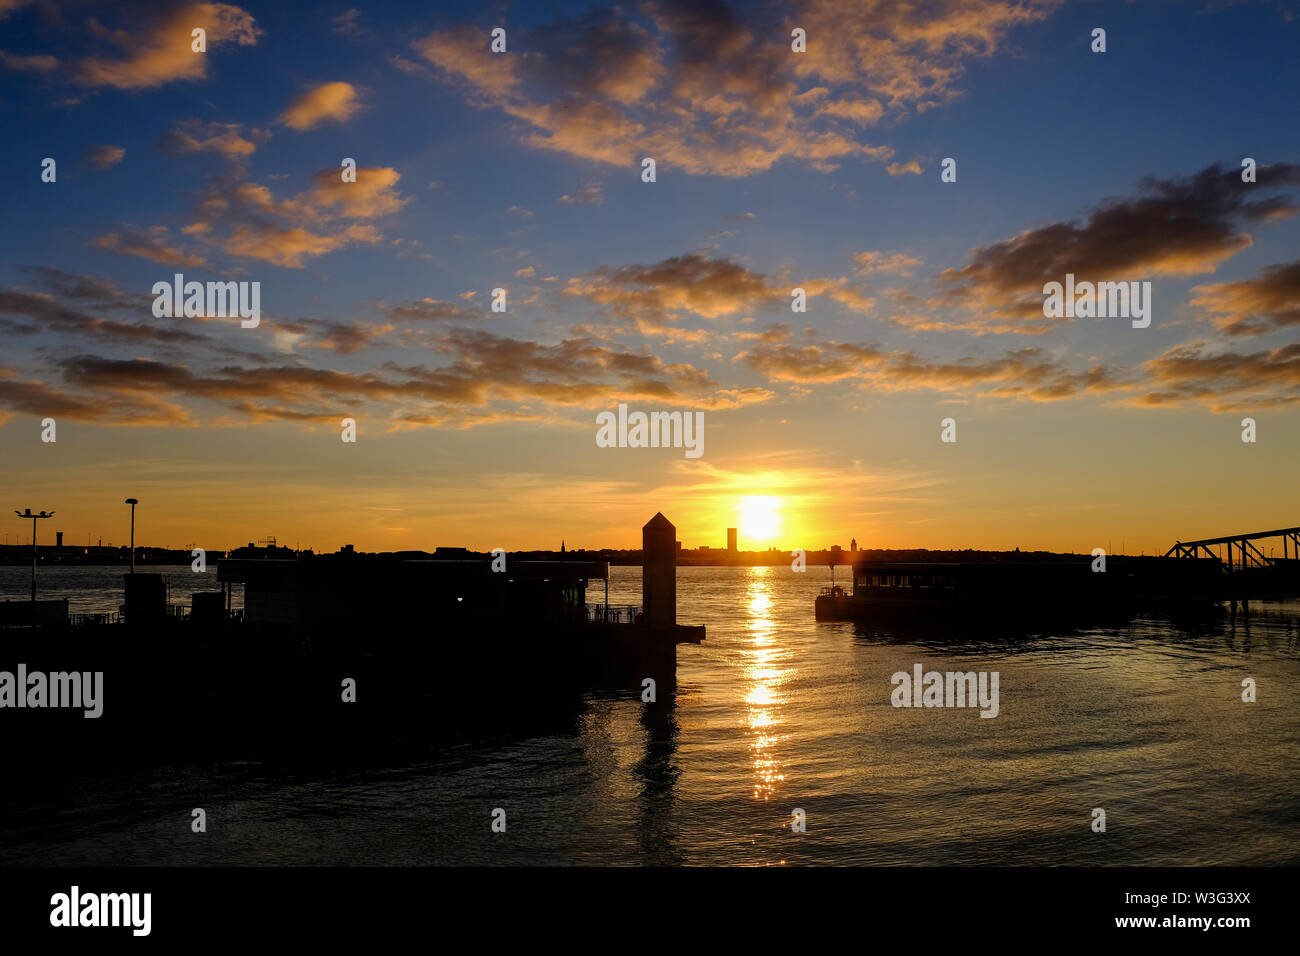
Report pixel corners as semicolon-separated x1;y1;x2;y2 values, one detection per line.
3;565;1298;865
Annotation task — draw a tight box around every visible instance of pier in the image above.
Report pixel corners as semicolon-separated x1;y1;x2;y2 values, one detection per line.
816;524;1300;624
0;513;704;762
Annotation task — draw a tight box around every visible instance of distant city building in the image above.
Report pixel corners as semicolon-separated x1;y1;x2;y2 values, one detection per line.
727;528;737;552
851;538;857;551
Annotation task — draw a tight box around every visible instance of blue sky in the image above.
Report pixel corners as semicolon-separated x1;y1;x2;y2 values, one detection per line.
1;0;1297;553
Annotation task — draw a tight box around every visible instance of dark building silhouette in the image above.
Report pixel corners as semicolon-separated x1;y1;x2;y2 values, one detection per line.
642;512;676;629
727;528;737;552
219;557;601;631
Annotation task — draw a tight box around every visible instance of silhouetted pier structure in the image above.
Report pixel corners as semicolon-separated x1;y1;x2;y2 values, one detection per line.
815;555;1222;622
2;514;703;760
816;527;1300;623
214;509;702;650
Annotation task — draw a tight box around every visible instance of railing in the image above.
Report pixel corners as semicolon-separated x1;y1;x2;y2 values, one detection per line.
19;607;243;627
585;603;642;624
820;585;849;598
69;611;120;626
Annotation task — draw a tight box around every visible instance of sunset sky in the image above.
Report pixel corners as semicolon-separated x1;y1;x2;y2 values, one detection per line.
1;0;1298;555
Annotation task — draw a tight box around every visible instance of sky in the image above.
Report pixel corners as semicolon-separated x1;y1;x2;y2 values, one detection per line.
1;0;1298;555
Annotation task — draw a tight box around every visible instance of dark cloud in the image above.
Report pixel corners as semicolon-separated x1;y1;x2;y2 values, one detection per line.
939;163;1300;332
20;267;135;309
567;253;777;319
277;318;393;354
0;286;207;346
1191;257;1300;335
1138;341;1300;411
0;369;191;425
387;298;480;323
739;328;1121;401
90;225;206;268
33;325;773;429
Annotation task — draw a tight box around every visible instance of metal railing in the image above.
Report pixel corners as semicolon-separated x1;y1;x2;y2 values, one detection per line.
585;603;641;624
69;611;120;626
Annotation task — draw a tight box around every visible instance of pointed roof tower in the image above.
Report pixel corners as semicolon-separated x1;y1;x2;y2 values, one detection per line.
643;512;674;531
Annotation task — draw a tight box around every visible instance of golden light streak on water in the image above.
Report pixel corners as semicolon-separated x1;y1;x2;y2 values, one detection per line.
743;568;788;801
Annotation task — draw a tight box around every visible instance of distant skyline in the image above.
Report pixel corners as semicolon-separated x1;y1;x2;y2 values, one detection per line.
2;0;1299;555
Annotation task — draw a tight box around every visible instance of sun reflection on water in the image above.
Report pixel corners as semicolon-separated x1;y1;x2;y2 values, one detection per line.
743;568;788;801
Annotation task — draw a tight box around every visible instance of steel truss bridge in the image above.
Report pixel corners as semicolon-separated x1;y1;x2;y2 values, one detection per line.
1165;526;1300;571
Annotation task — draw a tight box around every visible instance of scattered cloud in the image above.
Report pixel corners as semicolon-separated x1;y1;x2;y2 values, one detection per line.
853;250;922;276
91;226;206;267
0;50;58;72
1190;257;1300;335
885;159;923;176
1138;341;1300;410
279;80;362;130
740;329;1120;401
161;119;269;159
84;144;125;169
0;370;192;425
76;3;260;90
388;298;480;322
558;183;605;205
331;8;366;39
169;165;408;267
414;1;1053;177
939;162;1300;332
566;252;778;320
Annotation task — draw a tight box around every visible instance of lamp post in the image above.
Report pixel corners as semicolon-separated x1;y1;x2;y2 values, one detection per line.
13;509;54;604
125;498;138;573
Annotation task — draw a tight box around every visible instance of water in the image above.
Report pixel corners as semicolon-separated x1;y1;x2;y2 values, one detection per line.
0;564;241;614
2;565;1298;865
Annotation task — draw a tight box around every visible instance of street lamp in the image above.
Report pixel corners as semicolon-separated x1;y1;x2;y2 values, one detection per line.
13;508;54;604
124;498;138;573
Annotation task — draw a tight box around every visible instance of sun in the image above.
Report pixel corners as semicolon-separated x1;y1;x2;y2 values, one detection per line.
737;496;782;544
